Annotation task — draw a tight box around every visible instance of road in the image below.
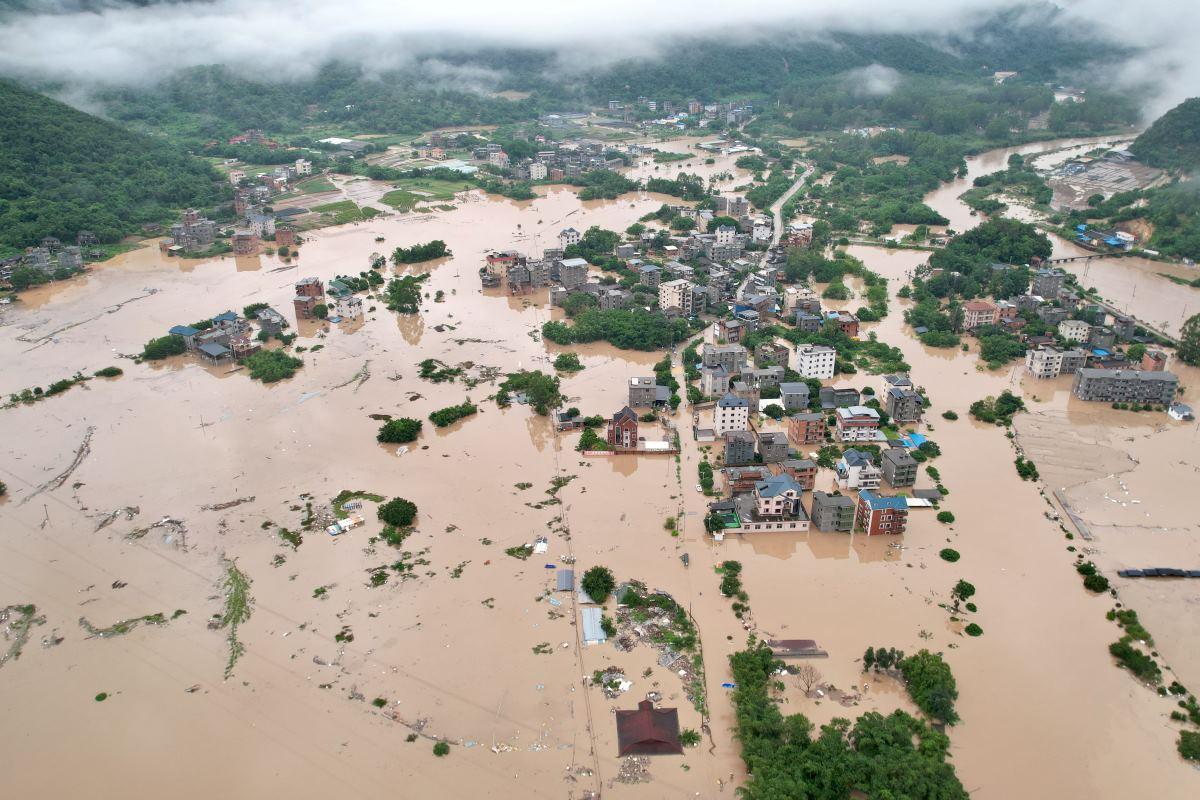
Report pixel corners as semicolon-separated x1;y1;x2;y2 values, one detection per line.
769;164;814;246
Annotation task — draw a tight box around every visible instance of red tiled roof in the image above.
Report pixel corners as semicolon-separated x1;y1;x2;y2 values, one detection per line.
615;700;683;756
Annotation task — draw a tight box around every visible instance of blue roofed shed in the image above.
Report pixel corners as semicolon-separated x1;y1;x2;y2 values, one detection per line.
581;607;607;645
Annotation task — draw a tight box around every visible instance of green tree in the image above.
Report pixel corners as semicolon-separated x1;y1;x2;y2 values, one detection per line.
313;303;329;319
378;497;417;528
581;566;616;603
1180;313;1200;365
377;417;422;444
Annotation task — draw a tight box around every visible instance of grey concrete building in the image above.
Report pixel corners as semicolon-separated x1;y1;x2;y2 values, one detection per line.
810;491;855;532
757;432;789;464
882;449;918;488
885;387;924;423
723;430;757;467
778;382;811;412
1072;369;1179;404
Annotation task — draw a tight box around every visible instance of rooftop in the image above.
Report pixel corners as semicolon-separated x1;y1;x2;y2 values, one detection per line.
718;393;749;409
755;474;804;498
615;700;682;756
858;490;908;511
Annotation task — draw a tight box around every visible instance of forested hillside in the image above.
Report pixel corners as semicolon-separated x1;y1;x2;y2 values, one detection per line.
0;79;225;252
1132;97;1200;172
93;6;1127;146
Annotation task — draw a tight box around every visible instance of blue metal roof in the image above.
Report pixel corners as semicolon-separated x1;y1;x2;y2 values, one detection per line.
198;342;230;357
859;490;907;511
169;325;199;337
212;311;238;322
581;607;606;644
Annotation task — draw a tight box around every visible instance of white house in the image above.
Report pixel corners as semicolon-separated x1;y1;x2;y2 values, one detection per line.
335;294;364;321
1059;319;1091;342
836;449;882;490
659;279;695;316
796;344;836;380
714;393;749;435
294;158;313;176
559;227;581;250
528;162;548;181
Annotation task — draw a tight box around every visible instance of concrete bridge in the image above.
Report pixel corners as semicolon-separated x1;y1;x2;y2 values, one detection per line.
1044;252;1121;265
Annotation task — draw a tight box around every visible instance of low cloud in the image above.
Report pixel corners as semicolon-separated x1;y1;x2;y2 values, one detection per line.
844;64;901;97
0;1;1194;121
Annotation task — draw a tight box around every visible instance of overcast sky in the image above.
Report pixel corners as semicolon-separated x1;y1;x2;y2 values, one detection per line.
0;1;1194;119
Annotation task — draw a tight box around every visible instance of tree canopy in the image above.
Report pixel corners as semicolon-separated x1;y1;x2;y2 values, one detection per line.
0;78;225;253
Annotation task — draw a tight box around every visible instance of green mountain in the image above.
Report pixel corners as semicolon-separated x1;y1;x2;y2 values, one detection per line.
0;79;226;254
1132;97;1200;172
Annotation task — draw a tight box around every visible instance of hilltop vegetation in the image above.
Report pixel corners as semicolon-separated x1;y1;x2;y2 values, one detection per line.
1132;97;1200;172
0;79;225;253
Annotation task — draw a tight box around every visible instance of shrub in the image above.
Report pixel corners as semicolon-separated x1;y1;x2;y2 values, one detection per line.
433;741;450;757
93;366;123;378
313;303;329;319
939;549;960;562
582;566;616;603
553;352;584;372
679;728;701;747
1109;637;1161;684
936;511;955;524
942;411;958;420
378;497;418;528
964;623;983;637
141;334;187;360
899;650;959;723
244;350;303;383
428;401;478;428
1083;573;1110;593
1180;730;1200;762
377;417;422;444
372;697;387;708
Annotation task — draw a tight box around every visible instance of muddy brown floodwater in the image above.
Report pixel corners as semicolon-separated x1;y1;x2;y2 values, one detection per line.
0;135;1197;799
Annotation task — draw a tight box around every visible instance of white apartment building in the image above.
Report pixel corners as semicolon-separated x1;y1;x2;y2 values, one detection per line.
659;279;695;316
795;344;836;380
528;162;548;181
714;393;750;435
294;158;313;176
1059;319;1091;342
558;227;581;250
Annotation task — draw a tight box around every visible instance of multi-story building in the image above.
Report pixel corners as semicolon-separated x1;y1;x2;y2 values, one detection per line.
247;210;276;238
837;449;881;490
335;295;364;321
835;406;881;442
659;279;695;316
757;432;789;464
795;344;836;380
787;412;826;445
557;258;589;290
1024;345;1086;378
1059;319;1091;342
606;406;640;449
558;227;582;250
820;386;860;409
856;491;909;535
169;208;216;252
293;277;324;319
703;343;749;375
232;231;258;255
778;458;818;490
1071;369;1179;405
723;431;756;466
754;342;790;368
628;377;661;407
1089;326;1117;350
724;466;768;495
714;393;750;435
810;491;855;532
638;264;661;288
294;158;313;175
962;300;999;330
701;365;730;397
779;382;811;412
825;310;860;338
885;387;924;423
528;162;548;181
1141;349;1168;372
742;367;784;390
718;318;744;343
1031;268;1067;298
882;449;918;488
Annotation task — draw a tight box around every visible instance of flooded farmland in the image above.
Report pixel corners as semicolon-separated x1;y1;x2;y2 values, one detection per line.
1;135;1198;799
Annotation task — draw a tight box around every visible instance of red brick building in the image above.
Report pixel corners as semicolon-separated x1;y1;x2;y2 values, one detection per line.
787;412;826;445
777;458;818;490
275;227;297;248
855;490;908;536
1141;349;1168;372
607;406;639;450
293;277;325;319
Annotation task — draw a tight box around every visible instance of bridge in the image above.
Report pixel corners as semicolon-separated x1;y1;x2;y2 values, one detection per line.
1044;252;1122;265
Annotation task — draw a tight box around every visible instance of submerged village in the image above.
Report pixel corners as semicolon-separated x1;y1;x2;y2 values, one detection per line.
4;83;1200;800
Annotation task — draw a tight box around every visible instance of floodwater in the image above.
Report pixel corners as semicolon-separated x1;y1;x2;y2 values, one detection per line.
0;134;1197;800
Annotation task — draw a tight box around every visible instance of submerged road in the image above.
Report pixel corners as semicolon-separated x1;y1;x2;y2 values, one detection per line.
769;164;814;246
